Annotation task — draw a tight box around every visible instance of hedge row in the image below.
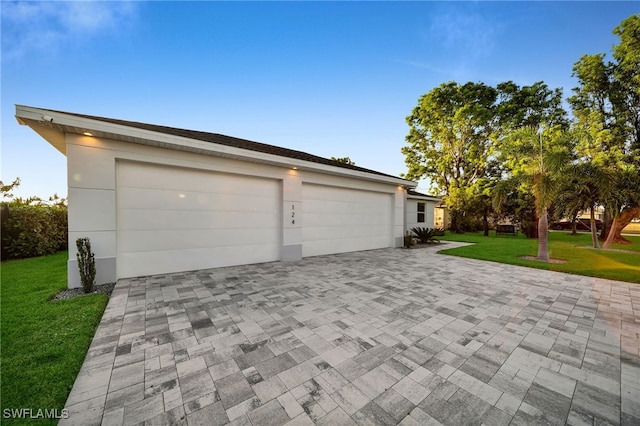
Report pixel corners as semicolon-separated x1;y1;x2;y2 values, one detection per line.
1;202;68;260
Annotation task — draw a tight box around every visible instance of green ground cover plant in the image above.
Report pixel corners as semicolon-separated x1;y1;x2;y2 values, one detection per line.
438;231;640;283
0;251;108;425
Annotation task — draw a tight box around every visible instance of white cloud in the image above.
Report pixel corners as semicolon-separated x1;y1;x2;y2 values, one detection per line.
1;0;139;62
427;8;498;60
400;5;505;82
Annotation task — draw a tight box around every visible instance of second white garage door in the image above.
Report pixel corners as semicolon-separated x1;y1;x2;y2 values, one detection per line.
116;161;281;278
302;183;393;257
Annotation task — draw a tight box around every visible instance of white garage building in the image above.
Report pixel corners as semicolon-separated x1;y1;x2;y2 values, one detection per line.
16;106;429;288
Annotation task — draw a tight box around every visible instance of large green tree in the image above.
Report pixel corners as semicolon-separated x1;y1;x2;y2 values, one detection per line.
403;81;498;233
569;14;640;243
403;80;568;234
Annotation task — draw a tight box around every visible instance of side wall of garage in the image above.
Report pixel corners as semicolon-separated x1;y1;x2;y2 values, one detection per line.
406;199;437;230
66;134;406;288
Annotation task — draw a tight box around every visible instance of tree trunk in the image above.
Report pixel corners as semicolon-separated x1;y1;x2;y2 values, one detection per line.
532;210;539;238
571;212;578;235
451;209;463;234
483;207;489;237
607;206;640;244
599;208;612;241
537;209;550;261
590;207;600;249
602;216;620;249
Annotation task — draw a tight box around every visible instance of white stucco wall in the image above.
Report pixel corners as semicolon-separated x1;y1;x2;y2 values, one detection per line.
65;133;406;288
405;199;437;231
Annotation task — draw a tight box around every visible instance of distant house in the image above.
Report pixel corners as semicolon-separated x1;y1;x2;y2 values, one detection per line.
434;202;451;230
406;190;441;230
577;206;605;221
16;105;435;288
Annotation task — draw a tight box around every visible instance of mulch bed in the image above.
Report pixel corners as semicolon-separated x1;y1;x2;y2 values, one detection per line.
405;242;442;249
49;282;116;301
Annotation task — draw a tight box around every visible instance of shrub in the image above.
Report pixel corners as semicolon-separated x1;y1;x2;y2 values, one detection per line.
520;220;538;238
1;201;68;260
433;228;445;237
404;231;414;248
76;238;96;293
460;217;484;232
411;227;440;244
0;179;68;260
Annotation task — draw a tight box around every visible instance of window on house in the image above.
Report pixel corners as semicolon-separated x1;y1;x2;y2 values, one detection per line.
417;202;425;223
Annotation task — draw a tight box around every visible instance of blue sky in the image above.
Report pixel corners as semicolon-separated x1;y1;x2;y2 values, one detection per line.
2;1;638;199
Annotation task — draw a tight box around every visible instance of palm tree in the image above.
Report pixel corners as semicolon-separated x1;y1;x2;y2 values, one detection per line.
501;126;574;261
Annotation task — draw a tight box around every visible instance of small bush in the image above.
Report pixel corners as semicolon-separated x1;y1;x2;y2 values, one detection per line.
460;217;484;232
433;228;445;237
520;220;537;238
404;231;414;248
76;238;96;293
411;227;440;244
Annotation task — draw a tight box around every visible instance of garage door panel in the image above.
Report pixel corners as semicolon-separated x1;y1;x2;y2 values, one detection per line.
118;187;278;212
118;163;278;196
117;162;281;278
118;209;278;231
303;225;385;240
304;199;388;214
303;236;390;258
119;227;279;252
118;243;280;278
302;184;392;257
304;212;388;227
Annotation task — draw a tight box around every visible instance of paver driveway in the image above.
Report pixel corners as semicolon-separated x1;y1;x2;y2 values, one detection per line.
61;244;640;425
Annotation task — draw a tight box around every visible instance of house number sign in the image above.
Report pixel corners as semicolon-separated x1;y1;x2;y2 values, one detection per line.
285;202;301;228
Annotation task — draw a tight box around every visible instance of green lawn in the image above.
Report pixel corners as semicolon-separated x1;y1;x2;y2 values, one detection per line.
624;222;640;235
1;251;108;425
438;231;640;283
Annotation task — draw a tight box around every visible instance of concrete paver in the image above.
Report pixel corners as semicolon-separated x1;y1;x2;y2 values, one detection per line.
60;243;640;425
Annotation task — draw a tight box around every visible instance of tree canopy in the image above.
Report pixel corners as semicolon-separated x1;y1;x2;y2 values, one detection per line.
403;80;567;233
402;13;640;253
569;13;640;242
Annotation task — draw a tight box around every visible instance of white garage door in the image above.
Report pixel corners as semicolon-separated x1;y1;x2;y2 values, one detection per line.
117;161;281;278
302;183;393;257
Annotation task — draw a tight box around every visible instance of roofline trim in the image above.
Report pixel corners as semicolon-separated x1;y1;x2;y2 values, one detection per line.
16;105;416;187
407;195;442;202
